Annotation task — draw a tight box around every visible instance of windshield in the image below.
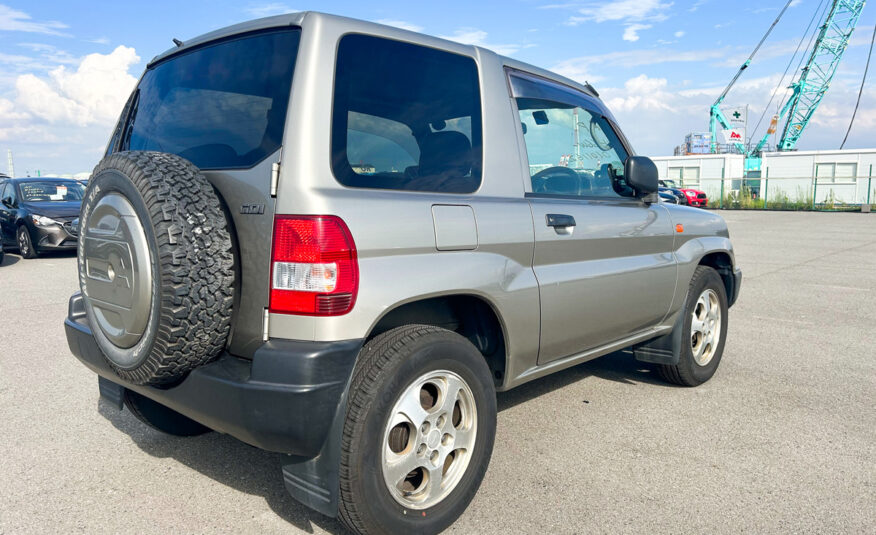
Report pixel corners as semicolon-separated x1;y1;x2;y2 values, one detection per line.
18;181;86;202
120;29;301;169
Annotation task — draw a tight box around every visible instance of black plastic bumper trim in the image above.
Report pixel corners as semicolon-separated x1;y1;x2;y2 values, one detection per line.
65;292;363;458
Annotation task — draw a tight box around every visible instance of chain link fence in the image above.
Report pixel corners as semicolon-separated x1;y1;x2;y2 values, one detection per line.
688;175;875;212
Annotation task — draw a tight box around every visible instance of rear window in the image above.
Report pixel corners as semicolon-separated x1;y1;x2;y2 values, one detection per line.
331;34;483;193
118;29;301;169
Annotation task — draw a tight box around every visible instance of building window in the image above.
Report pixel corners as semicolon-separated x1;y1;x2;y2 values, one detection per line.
667;166;700;187
816;162;857;183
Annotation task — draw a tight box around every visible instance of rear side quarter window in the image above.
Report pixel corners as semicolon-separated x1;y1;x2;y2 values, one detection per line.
331;34;483;194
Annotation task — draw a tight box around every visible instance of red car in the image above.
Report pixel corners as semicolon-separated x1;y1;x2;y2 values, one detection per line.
659;180;708;207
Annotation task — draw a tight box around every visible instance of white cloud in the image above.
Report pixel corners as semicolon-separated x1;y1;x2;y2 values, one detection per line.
622;23;652;42
585;71;876;156
438;28;532;56
1;46;141;175
605;74;675;112
674;30;685;38
0;4;69;36
0;97;29;122
375;19;424;33
16;43;78;65
553;47;727;78
14;46;140;126
567;0;671;25
244;3;296;18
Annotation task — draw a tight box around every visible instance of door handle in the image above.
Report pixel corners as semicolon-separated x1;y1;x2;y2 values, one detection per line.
546;213;576;228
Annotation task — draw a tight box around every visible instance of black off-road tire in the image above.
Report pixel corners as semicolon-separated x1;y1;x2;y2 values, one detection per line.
79;151;235;386
123;389;211;436
17;226;37;258
338;325;497;535
658;266;729;386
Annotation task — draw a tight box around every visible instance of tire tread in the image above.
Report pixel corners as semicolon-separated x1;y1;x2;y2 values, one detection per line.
85;151;235;385
338;325;458;535
659;265;725;386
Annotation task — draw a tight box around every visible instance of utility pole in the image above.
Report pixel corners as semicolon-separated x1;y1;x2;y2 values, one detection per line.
573;108;580;168
7;149;14;177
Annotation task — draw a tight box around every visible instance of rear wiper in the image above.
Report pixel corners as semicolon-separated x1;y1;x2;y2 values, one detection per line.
119;89;140;152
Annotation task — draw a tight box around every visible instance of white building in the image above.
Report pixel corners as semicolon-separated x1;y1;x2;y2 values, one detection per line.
650;149;876;205
650;154;744;200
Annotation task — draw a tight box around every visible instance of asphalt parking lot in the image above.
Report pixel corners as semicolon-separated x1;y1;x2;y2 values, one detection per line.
1;210;874;534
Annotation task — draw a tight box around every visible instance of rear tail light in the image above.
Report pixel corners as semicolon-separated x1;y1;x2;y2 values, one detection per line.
270;215;358;316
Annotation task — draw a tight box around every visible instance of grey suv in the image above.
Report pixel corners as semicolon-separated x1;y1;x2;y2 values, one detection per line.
65;12;741;535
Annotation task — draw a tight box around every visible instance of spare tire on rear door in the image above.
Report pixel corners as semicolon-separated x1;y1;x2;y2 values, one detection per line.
78;151;235;386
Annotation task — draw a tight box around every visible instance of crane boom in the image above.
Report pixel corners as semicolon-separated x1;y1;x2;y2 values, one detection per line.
710;0;866;170
710;0;794;154
778;0;866;150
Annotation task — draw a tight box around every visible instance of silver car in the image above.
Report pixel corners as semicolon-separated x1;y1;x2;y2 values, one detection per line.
65;12;741;534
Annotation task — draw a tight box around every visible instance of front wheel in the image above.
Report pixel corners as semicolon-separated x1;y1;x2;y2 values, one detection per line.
338;325;497;535
659;266;729;386
17;226;37;258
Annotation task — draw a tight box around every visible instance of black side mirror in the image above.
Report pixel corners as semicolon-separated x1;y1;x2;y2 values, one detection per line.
624;156;658;197
532;111;549;125
1;197;12;208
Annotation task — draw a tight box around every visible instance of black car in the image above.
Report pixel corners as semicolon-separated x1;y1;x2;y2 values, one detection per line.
0;177;84;258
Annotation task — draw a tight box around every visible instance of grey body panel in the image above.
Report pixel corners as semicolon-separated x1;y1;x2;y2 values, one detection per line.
201;155;278;358
528;198;676;363
142;11;736;390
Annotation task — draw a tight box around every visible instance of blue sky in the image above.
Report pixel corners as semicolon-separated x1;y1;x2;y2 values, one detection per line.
1;0;874;175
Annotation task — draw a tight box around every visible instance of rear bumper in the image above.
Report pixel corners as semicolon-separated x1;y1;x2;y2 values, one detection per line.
64;292;362;457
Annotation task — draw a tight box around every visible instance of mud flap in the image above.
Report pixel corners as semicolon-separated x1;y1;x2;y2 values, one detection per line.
280;375;351;518
98;376;125;410
633;312;683;365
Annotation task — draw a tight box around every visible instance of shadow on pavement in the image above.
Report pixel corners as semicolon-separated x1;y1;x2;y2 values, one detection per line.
498;350;672;413
1;249;76;265
96;348;667;533
98;401;346;534
0;253;20;266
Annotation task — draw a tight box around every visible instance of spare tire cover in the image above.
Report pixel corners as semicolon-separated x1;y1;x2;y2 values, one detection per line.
78;151;235;386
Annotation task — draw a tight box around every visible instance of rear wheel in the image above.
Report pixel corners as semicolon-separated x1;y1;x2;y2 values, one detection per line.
17;226;37;258
338;325;496;535
123;389;211;436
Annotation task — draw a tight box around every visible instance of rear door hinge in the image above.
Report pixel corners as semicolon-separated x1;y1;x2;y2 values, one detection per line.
270;161;280;197
262;308;270;341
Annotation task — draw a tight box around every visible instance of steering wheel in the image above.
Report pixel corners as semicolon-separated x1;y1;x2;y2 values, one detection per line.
531;166;579;194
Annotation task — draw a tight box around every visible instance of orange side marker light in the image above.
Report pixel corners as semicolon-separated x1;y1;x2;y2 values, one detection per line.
676;223;684;233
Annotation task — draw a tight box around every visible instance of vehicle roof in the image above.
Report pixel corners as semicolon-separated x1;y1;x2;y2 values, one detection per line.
149;11;598;99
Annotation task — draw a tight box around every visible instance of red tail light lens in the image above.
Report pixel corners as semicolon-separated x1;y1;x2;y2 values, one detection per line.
270;215;358;315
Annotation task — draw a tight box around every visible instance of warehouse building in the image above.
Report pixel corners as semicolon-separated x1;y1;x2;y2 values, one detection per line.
650;148;876;205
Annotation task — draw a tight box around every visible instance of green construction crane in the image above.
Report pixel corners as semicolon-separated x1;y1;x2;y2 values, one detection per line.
709;0;867;172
